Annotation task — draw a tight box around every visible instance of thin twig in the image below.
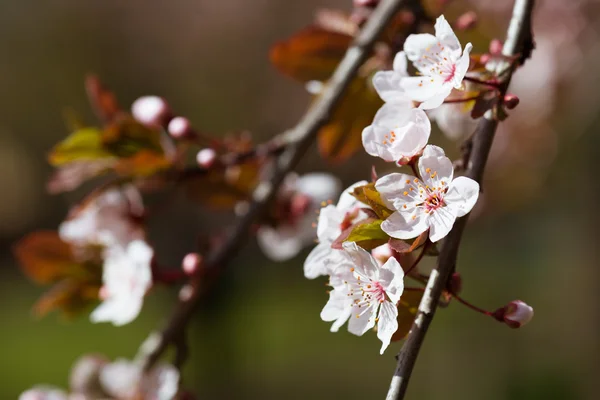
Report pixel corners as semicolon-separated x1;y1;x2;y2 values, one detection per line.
385;1;535;399
135;0;412;371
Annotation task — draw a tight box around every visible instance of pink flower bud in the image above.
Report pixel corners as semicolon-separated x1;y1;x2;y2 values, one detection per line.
168;116;192;139
182;252;202;275
131;96;171;127
495;300;534;328
504;94;520;109
489;39;504;55
455;11;477;31
196;148;217;168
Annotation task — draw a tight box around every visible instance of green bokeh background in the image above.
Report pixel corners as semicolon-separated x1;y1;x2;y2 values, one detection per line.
1;0;599;399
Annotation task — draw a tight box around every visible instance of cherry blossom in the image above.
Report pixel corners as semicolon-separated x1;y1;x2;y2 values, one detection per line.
257;173;342;261
427;98;478;140
401;15;473;110
372;51;410;104
376;145;479;242
59;186;144;250
303;180;368;279
90;240;153;326
362;101;430;163
321;242;404;354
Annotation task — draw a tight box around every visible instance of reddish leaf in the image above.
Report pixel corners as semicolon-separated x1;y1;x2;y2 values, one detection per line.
388;231;428;254
270;26;352;83
85;74;122;124
185;169;253;211
14;231;78;284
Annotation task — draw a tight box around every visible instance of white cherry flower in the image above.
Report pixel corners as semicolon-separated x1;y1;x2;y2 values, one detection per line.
19;387;68;400
401;15;473;110
362;101;431;164
90;240;153;326
321;242;404;354
372;51;410;103
304;181;368;279
427;99;478;141
258;173;342;261
376;145;479;242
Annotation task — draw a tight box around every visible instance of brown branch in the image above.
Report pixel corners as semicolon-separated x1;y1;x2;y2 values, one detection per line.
135;0;412;371
385;1;536;399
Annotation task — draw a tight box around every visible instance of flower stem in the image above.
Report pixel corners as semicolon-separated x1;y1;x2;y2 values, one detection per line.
450;292;493;316
463;75;502;89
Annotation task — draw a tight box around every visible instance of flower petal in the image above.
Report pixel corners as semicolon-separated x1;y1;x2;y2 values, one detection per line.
316;204;344;243
375;172;422;211
342;241;380;281
381;211;429;240
304;242;333;279
403;33;438;63
372;71;408;104
428;206;457;242
377;301;399;354
321;289;352;332
434;15;461;55
418;145;454;189
379;257;404;304
453;43;473;88
257;226;304;261
401;76;446;104
445;176;480;217
348;303;377;336
417;83;454;110
393;51;408;73
337;180;368;210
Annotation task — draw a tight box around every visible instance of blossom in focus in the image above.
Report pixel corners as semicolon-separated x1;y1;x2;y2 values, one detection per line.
401;15;473;110
257;173;342;261
59;186;144;250
303;180;368;279
362;101;431;164
321;242;404;354
100;358;179;400
501;300;534;328
376;145;479;242
90;240;153;326
372;51;410;104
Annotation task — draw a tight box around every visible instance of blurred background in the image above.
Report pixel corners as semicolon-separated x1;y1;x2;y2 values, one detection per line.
1;0;600;398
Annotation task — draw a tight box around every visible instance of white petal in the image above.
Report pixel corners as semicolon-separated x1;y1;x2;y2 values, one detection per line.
321;290;352;332
90;297;143;326
381;211;429;240
143;363;180;400
403;33;438;62
401;76;446;104
418;145;454;188
375;172;422;211
372;71;408;103
99;359;141;399
336;180;369;210
453;43;473;88
347;303;377;336
304;243;334;279
296;173;342;206
257;226;304;261
417;83;454;110
428;102;478;140
379;257;404;304
316;204;344;243
445;176;480;217
377;301;399;354
421;144;446;158
428;206;457;242
19;388;68;400
393;51;408;73
388;108;431;158
342;241;380;281
434;15;461;54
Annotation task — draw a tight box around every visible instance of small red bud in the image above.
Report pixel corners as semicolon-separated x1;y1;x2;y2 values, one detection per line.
168;116;192;139
182;253;202;275
494;300;534;328
489;39;504;55
504;94;519;109
455;11;477;31
449;272;462;294
131;96;171;127
196;148;217;168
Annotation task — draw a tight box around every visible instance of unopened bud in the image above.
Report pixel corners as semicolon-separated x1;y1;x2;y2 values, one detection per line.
182;253;202;275
494;300;534;328
504;94;520;109
196;148;217;168
455;11;477;31
489;39;504;55
131;96;171;127
449;272;462;294
167;116;192;139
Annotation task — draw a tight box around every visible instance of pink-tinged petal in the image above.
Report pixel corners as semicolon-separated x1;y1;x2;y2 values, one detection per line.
337;180;368;210
417;83;454;110
348;303;377;336
316;204;344;243
342;241;380;281
304;243;334;279
393;51;408;74
434;15;461;55
428;206;457;242
377;301;399;354
381;211;429;240
403;33;438;62
401;76;446;103
445;176;480;217
375;173;422;211
372;71;407;103
418;145;454;189
453;43;473;88
378;257;404;304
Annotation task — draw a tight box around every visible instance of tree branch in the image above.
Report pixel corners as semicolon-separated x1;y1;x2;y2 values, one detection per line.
135;0;411;371
385;1;535;399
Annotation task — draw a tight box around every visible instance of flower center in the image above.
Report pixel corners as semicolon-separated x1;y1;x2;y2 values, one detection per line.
424;191;445;212
360;280;386;304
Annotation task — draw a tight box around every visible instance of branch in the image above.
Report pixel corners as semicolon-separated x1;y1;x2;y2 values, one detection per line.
136;0;411;371
385;1;535;399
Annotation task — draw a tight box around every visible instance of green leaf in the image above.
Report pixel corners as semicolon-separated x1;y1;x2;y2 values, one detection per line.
351;182;393;219
345;219;389;250
49;128;115;166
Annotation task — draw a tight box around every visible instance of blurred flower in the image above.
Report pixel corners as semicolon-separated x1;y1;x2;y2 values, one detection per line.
427;100;478;141
69;354;109;397
376;145;479;242
99;358;179;400
402;16;473;109
321;242;404;354
498;300;534;329
362;102;431;164
90;240;153;326
257;173;341;262
304;180;368;279
59;186;144;251
19;387;68;400
131;96;171;127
